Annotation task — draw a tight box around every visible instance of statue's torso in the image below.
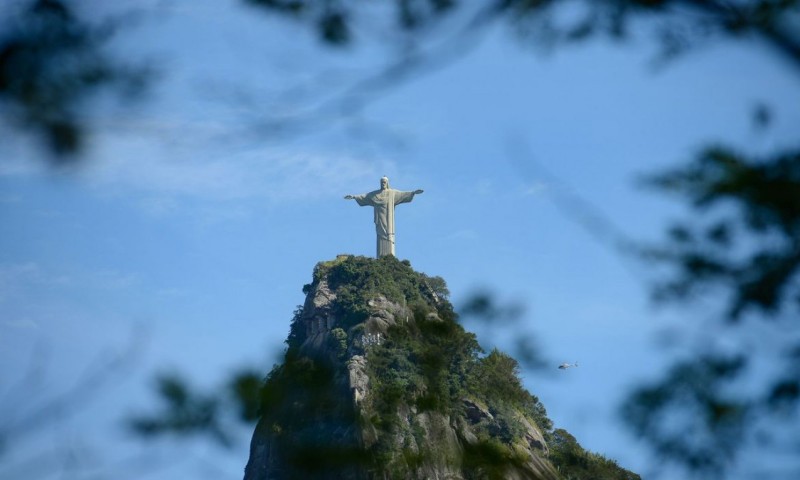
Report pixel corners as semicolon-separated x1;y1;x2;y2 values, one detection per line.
366;189;393;206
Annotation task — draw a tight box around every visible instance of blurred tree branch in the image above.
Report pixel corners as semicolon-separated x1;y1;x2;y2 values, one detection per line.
645;146;800;320
0;0;148;162
246;0;800;69
4;1;799;159
621;145;800;477
127;369;266;449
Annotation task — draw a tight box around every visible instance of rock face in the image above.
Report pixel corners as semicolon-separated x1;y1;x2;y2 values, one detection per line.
243;256;633;480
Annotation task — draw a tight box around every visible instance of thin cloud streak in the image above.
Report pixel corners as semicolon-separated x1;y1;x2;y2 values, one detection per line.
84;149;393;201
2;138;397;207
0;263;140;303
521;181;550;197
2;318;41;330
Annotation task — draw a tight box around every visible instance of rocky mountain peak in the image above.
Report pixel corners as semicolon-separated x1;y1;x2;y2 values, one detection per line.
243;255;639;480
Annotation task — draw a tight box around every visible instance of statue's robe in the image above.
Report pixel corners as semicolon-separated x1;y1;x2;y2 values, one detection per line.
352;188;418;257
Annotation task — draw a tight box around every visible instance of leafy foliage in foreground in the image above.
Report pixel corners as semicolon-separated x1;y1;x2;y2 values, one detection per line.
246;0;800;72
0;0;148;159
624;147;800;476
647;147;800;319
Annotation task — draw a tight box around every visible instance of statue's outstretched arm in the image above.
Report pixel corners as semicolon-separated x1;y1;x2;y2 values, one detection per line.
414;189;424;194
344;195;355;200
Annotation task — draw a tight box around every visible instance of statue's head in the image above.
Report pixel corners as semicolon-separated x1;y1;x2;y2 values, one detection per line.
380;176;389;190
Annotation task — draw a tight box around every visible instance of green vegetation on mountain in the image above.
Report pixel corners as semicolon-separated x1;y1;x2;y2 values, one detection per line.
248;255;639;479
549;429;641;480
314;255;451;327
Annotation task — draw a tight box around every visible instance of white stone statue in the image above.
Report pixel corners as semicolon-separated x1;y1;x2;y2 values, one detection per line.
344;176;423;257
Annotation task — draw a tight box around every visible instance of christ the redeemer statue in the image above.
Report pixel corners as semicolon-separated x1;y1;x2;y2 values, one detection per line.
344;176;423;257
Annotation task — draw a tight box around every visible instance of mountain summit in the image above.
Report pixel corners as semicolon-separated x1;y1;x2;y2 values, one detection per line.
243;255;639;480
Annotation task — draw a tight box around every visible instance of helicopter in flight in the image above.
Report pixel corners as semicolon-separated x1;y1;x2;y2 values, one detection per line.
558;362;578;370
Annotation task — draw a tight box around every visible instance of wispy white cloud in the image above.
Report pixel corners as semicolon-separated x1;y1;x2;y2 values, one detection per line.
443;229;479;241
82;131;397;205
0;156;44;177
3;141;396;229
0;262;70;289
138;196;181;217
87;270;140;289
0;262;140;303
2;124;396;218
1;86;400;222
2;318;41;330
0;193;22;204
521;181;550;197
156;287;188;297
194;204;252;226
0;263;54;304
474;179;495;196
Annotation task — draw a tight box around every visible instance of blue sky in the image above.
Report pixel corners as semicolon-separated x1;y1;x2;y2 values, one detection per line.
2;1;799;478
